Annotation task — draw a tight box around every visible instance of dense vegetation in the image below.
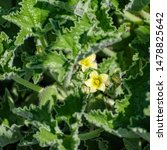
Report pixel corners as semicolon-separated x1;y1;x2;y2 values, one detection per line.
0;0;150;149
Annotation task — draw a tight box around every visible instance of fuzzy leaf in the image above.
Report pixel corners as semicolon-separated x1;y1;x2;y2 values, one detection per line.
123;138;142;150
115;95;130;115
125;56;147;80
96;138;109;150
125;0;150;12
37;0;76;13
112;128;139;138
33;127;57;147
84;110;116;133
51;14;91;57
130;127;149;142
0;89;22;125
124;64;149;117
55;93;86;120
0;32;11;55
38;86;57;110
115;64;149;127
0;125;22;148
25;51;66;82
95;0;115;33
3;0;49;45
19;131;38;146
62;134;80;150
12;103;53;129
143;144;150;150
99;52;118;74
0;33;18;79
130;25;150;59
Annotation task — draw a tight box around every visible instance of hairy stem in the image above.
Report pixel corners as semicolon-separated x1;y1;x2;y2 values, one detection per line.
139;10;150;24
63;54;80;88
124;11;142;24
12;76;42;92
79;128;104;140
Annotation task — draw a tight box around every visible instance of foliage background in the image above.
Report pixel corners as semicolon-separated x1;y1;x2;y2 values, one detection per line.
0;0;150;149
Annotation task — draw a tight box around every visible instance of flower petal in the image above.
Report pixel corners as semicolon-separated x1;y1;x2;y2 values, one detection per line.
81;66;87;72
87;54;96;62
100;74;108;83
98;83;106;92
85;79;92;87
90;87;97;93
90;71;98;78
91;62;97;69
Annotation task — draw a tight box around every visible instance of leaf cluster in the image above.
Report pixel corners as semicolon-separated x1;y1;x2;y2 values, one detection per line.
0;0;150;149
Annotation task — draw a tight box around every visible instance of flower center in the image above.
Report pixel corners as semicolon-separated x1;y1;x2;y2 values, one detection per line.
82;60;90;67
92;77;102;87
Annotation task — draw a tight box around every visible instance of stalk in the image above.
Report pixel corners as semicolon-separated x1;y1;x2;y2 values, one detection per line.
124;11;142;24
79;128;104;140
139;10;150;23
12;76;42;92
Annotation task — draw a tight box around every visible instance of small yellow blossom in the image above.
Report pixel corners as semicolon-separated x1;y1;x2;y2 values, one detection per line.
78;54;97;71
85;71;109;93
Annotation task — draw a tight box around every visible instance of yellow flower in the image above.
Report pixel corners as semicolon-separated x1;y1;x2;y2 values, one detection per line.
78;54;97;71
85;71;109;93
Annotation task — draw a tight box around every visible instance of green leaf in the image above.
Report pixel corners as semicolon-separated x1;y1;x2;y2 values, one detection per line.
124;64;149;117
84;110;116;133
25;51;66;82
115;95;130;115
79;129;103;141
3;0;49;45
12;103;53;129
143;144;150;150
112;128;139;138
0;32;18;79
42;51;66;82
0;6;13;26
0;125;22;148
51;14;91;57
99;52;118;74
125;56;148;80
62;134;80;150
38;86;57;110
19;131;38;147
55;93;86;120
33;127;57;147
113;0;131;10
96;138;108;150
125;0;150;12
95;0;115;33
0;89;22;125
84;139;99;150
86;95;106;112
123;138;142;150
115;64;149;127
37;0;76;13
82;137;109;150
54;93;86;149
0;31;11;55
130;127;150;142
0;47;15;74
130;25;150;59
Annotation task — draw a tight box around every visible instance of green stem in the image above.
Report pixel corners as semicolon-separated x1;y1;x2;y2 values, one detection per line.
139;10;150;23
79;128;104;140
64;54;80;88
124;11;142;24
12;76;42;92
53;82;67;98
39;36;48;48
35;36;48;53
